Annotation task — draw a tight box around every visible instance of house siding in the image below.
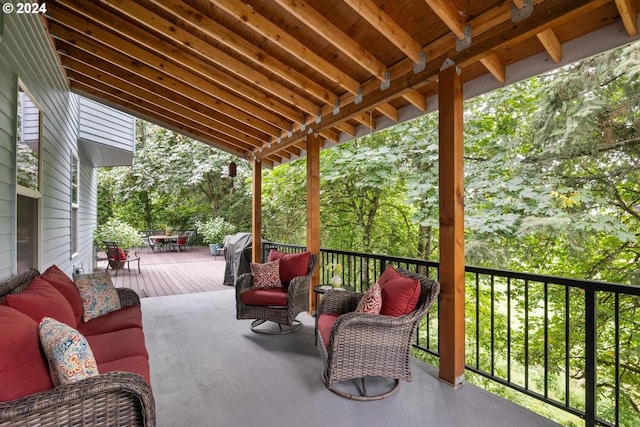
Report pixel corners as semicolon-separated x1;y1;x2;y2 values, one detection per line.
0;13;120;280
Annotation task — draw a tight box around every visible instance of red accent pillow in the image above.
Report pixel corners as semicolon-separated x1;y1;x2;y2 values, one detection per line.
118;249;127;261
251;260;282;289
268;250;311;284
355;282;382;314
0;305;53;401
2;277;76;326
40;264;84;325
378;265;421;317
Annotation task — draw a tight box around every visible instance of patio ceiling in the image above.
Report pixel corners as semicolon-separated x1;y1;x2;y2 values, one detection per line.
43;0;639;167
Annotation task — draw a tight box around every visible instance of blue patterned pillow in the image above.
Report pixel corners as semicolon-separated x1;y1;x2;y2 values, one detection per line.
39;317;99;386
73;272;122;321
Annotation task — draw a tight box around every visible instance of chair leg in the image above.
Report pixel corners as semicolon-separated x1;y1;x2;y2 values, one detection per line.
325;376;400;401
249;319;302;335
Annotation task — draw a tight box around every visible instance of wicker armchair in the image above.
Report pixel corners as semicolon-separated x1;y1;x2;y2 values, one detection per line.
0;268;155;427
236;253;318;334
315;269;440;400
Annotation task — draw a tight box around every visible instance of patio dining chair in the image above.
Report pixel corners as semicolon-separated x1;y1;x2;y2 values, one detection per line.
236;250;317;334
171;234;189;252
315;266;439;400
104;241;141;277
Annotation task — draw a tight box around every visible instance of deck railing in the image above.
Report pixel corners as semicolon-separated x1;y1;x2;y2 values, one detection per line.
263;242;640;427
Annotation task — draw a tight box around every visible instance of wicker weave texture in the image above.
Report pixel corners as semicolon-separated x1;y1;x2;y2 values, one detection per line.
316;270;440;388
236;253;317;326
0;270;155;426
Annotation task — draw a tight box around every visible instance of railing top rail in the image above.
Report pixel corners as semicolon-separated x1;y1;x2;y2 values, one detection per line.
264;242;640;296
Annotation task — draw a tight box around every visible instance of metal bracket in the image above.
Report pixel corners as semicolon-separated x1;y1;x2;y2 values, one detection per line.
301;122;306;132
512;0;533;23
315;108;322;124
413;51;426;73
380;70;390;90
440;58;461;75
455;25;472;51
333;98;340;115
354;87;363;104
276;136;281;144
288;125;293;138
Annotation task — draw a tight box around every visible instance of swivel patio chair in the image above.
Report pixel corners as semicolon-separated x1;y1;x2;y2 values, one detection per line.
104;241;141;277
315;266;439;400
236;250;317;335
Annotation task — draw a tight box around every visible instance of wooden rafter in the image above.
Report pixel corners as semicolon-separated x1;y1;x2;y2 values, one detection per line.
615;0;638;36
344;0;423;64
215;0;361;95
425;0;467;40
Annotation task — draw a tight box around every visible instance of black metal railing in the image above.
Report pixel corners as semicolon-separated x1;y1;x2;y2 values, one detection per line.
263;242;640;427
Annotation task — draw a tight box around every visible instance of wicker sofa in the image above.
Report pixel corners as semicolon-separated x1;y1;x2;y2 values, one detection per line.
0;267;155;427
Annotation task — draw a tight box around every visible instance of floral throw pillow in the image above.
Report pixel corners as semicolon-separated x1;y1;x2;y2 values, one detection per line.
251;260;283;289
355;282;382;315
39;317;99;386
73;272;122;322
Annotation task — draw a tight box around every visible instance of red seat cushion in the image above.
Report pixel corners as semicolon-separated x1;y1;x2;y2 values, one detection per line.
2;277;76;326
0;306;53;401
378;265;421;317
77;306;143;336
40;264;84;325
98;355;151;386
268;250;311;285
240;288;288;306
85;327;149;364
317;314;340;349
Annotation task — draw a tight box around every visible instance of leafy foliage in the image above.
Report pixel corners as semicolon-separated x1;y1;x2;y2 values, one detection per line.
93;218;144;250
196;217;237;244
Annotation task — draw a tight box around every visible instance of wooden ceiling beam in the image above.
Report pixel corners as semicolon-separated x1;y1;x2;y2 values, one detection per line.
480;53;506;83
402;89;428;112
375;102;400;121
261;0;605;158
149;0;338;107
536;28;562;63
47;21;282;138
425;0;467;40
68;78;270;161
344;0;423;64
213;0;361;95
61;54;268;149
615;0;638;36
274;0;387;80
334;122;357;137
51;0;300;129
102;0;321;118
319;129;339;144
65;69;261;155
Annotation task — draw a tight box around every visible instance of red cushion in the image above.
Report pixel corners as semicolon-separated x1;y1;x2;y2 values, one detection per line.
177;235;188;244
378;265;421;317
268;250;311;284
317;314;339;350
85;327;149;364
118;249;127;261
3;277;76;326
77;306;143;336
240;288;288;306
40;264;84;325
0;306;53;401
98;355;151;386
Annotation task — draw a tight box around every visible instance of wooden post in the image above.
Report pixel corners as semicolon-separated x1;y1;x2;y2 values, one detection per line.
251;158;262;264
306;133;321;312
438;61;466;387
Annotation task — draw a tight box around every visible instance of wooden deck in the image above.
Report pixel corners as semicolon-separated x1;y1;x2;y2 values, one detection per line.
96;245;228;298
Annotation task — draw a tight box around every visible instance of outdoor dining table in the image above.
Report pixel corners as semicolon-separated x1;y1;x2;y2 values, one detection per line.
150;234;178;251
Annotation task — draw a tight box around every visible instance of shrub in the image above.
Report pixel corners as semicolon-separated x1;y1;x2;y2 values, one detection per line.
94;218;144;250
196;217;237;245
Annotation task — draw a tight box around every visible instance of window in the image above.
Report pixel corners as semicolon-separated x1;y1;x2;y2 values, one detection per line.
71;154;79;257
16;85;41;274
